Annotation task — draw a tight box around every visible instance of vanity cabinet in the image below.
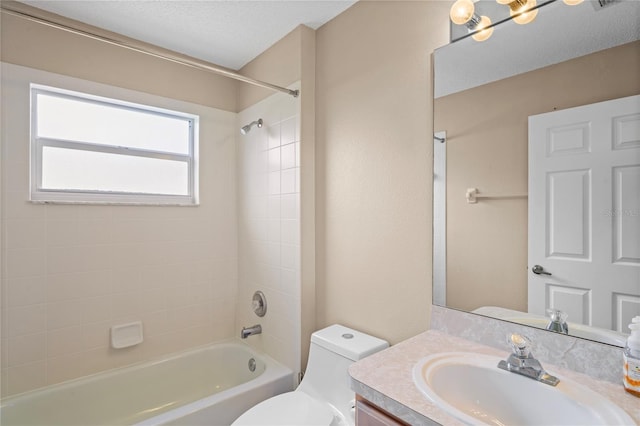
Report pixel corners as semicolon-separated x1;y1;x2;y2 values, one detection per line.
355;396;407;426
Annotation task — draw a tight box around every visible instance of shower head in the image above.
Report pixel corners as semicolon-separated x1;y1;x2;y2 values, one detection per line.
240;118;263;135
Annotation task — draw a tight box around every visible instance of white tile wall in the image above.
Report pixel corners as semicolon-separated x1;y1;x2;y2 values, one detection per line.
1;64;238;397
236;85;302;375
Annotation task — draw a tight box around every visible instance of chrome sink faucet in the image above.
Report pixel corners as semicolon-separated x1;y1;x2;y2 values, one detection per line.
497;333;560;386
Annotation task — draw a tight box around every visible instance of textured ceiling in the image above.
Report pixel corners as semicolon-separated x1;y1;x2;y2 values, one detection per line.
18;0;357;70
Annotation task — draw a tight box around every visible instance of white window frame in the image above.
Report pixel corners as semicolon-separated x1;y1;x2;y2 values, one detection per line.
30;84;199;205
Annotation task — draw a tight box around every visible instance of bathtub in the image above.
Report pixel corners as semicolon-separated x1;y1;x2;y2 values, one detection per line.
0;341;294;426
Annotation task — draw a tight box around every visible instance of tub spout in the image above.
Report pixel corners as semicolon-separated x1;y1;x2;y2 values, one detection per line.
241;324;262;339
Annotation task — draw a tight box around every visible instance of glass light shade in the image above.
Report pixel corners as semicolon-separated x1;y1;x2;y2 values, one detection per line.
563;0;584;4
450;0;475;25
496;0;512;4
511;0;538;24
472;16;494;41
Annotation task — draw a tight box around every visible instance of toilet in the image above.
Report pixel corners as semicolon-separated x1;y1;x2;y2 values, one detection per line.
231;324;389;426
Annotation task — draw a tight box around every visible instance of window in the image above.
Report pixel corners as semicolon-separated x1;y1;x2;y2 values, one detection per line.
30;85;198;204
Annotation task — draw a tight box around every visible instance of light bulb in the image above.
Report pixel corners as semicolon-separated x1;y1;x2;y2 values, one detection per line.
511;0;538;24
450;0;475;25
472;16;494;42
496;0;512;4
563;0;583;4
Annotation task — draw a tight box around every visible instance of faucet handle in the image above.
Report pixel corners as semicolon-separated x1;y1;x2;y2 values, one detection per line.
546;309;569;334
547;309;568;322
507;333;532;357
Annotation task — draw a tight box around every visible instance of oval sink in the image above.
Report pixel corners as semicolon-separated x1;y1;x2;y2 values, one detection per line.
413;352;635;425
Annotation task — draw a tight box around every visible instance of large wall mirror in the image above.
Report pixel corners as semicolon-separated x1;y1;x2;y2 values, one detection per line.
433;0;640;347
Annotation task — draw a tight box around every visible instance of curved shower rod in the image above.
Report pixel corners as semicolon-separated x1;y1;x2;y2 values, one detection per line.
1;5;300;98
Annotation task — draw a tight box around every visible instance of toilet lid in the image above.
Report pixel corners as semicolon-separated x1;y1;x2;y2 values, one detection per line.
231;391;336;426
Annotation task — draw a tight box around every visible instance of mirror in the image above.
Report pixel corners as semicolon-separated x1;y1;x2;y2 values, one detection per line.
433;0;640;347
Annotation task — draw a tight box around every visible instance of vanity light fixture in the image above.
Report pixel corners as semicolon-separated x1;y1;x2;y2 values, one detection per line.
449;0;494;41
471;15;494;41
497;0;539;25
449;0;476;25
450;0;584;42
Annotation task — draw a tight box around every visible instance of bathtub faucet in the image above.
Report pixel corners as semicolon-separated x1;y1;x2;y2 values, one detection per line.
241;324;262;339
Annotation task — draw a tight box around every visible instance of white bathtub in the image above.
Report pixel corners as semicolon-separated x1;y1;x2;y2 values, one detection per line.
0;341;294;426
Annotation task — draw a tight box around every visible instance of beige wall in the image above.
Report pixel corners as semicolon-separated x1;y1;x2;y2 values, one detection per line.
298;27;317;371
237;25;310;110
1;2;237;111
436;41;640;313
315;1;450;345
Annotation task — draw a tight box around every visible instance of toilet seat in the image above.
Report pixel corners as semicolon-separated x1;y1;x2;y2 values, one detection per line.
231;391;336;426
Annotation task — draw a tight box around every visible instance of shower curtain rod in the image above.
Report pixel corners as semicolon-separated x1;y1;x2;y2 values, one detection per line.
1;6;300;98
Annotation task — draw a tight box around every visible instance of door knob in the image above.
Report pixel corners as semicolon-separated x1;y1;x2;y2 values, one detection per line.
532;265;552;275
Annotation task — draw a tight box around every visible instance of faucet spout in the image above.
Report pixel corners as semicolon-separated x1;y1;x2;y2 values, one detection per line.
241;324;262;339
497;333;560;386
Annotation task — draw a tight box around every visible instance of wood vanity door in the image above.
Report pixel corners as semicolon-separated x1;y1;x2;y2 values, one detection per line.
528;95;640;332
355;398;406;426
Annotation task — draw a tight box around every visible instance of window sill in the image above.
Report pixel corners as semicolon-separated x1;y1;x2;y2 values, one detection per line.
28;200;200;206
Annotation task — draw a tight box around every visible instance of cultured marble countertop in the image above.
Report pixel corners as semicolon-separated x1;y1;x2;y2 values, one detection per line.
348;330;640;426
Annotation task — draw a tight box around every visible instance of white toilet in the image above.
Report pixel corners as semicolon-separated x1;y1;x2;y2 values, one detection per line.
231;324;389;426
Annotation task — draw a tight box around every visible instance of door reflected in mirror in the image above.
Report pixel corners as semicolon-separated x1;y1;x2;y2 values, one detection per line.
433;0;640;347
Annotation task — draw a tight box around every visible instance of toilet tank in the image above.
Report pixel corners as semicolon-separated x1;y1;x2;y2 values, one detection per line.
296;325;388;421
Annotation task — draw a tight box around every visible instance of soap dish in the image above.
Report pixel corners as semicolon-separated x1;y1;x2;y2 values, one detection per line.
111;321;144;349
